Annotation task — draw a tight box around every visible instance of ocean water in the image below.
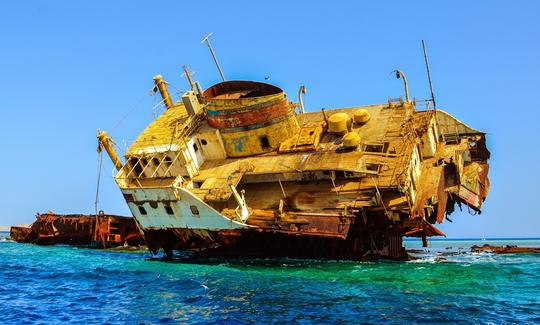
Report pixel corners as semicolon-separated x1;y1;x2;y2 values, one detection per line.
1;233;539;324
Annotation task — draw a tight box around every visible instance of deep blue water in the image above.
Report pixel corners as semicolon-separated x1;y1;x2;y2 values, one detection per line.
1;232;539;324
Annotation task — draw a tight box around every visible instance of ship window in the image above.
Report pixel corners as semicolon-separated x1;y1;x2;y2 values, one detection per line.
164;156;173;167
152;157;160;167
129;158;143;177
164;205;174;215
366;163;381;172
260;136;271;149
190;205;200;216
193;181;203;188
138;205;147;215
364;143;388;153
123;193;135;203
193;143;199;152
200;139;208;145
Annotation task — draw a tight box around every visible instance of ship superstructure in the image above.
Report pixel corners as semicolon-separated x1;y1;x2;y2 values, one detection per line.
97;64;490;260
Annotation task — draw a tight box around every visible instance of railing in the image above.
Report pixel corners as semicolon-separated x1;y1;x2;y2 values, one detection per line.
415;98;435;111
115;111;206;185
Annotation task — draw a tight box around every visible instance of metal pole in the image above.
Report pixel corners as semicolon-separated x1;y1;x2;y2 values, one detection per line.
298;85;306;114
152;75;174;110
183;65;196;93
422;40;436;108
394;69;410;103
96;130;123;171
201;33;226;81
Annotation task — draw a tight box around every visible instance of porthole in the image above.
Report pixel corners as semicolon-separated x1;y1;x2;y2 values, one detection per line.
138;205;147;215
164;156;173;167
260;136;270;149
164;205;174;215
190;205;200;216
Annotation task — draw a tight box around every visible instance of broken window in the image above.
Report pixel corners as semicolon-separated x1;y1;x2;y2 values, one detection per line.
164;205;174;215
366;163;381;172
129;157;143;177
363;142;388;153
138;205;147;215
164;155;173;167
260;136;271;149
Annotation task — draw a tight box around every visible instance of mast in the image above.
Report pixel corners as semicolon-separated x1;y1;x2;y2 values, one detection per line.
201;33;226;81
96;130;123;171
152;75;174;110
422;40;436;108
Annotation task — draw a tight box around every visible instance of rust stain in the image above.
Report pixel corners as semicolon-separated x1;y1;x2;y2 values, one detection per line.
96;66;491;261
10;212;144;248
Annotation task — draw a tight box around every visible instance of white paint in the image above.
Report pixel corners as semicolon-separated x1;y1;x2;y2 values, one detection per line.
129;144;180;155
197;129;226;160
123;187;247;231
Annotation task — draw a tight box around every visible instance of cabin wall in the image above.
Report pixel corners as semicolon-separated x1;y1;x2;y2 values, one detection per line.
220;116;300;157
196;129;227;160
181;137;206;177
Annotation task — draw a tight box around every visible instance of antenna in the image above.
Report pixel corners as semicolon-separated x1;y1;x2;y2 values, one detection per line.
422;40;436;109
201;32;226;82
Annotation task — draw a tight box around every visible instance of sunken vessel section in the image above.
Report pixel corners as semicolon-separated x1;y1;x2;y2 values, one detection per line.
97;71;490;260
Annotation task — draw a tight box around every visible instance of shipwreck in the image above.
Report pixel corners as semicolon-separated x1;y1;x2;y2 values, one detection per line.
10;212;143;248
97;45;490;260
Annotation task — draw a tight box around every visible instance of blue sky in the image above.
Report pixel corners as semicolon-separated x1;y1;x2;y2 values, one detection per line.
0;1;538;238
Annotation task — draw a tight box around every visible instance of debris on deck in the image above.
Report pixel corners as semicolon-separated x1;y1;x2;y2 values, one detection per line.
96;73;491;261
93;42;492;260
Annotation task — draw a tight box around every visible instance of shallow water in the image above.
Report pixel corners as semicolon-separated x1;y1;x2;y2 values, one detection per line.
1;233;539;324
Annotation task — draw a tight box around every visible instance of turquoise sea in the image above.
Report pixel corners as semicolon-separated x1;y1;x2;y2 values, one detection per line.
1;232;539;324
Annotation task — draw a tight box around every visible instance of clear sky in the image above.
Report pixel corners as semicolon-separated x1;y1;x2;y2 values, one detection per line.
0;1;538;238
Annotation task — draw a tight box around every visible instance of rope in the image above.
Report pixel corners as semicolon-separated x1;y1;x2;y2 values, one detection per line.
110;95;147;132
94;150;103;216
93;150;104;246
110;84;159;132
152;97;166;117
166;82;188;96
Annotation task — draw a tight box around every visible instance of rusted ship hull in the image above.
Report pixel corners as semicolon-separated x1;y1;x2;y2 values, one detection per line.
143;227;408;260
97;66;491;261
142;213;444;260
10;212;144;248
